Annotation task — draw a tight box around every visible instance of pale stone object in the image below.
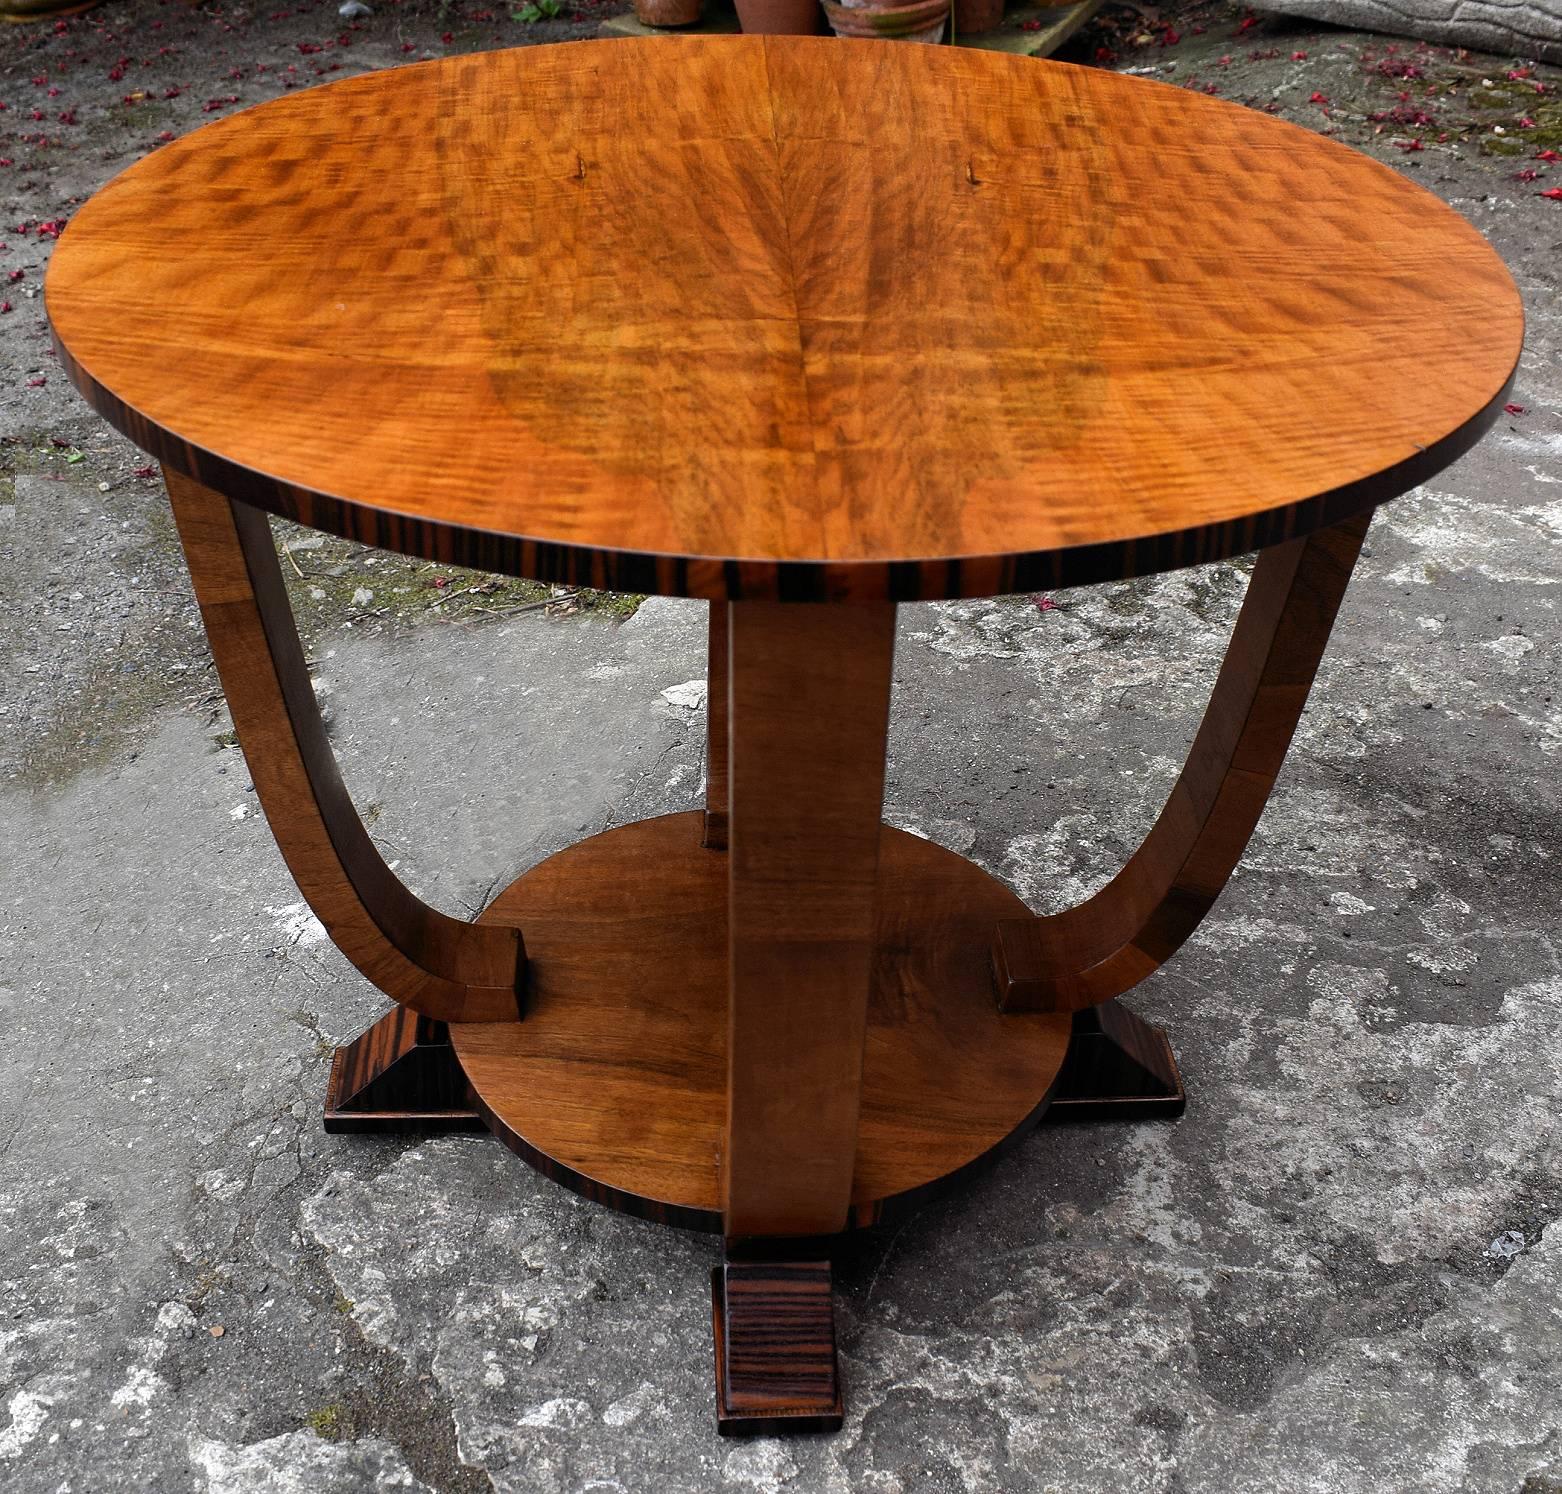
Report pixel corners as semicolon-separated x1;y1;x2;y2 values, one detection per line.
1259;0;1562;63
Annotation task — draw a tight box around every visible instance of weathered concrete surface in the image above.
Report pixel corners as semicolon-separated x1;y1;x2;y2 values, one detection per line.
1258;0;1562;65
4;2;1562;1491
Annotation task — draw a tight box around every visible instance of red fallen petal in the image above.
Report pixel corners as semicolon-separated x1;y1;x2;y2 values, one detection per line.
1504;403;1527;415
1513;168;1541;181
1309;91;1329;103
134;465;156;478
1535;150;1562;162
27;377;46;387
157;131;175;142
1394;138;1424;151
0;301;11;314
1291;49;1307;59
1033;595;1058;612
6;269;22;282
1541;188;1562;201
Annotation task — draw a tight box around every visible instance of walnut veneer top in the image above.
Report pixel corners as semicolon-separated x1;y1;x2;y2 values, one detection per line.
47;37;1522;601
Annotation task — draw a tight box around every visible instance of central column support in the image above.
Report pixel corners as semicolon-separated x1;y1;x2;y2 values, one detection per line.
722;601;897;1243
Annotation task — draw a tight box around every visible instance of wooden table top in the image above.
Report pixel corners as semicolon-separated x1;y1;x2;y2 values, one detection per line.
48;37;1522;602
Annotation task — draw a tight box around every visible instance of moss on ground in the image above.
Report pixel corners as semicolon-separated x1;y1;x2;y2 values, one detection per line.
270;517;644;634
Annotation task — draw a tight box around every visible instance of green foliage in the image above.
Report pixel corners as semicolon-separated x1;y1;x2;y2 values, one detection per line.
305;1405;342;1438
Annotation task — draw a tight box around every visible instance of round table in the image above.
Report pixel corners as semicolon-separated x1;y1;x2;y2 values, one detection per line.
46;35;1522;1435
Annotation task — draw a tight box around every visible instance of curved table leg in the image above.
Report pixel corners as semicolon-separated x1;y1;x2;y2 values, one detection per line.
994;511;1371;1013
164;469;524;1025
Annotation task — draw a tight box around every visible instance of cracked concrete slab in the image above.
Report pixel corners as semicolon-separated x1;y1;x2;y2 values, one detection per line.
3;1;1561;1490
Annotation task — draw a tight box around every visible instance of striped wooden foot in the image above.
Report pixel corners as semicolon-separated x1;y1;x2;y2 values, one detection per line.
712;1260;843;1436
1045;1000;1186;1123
323;1006;487;1134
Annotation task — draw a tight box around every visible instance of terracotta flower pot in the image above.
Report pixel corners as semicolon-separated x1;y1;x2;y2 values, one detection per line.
633;0;702;24
0;0;101;17
734;0;826;33
822;0;948;42
952;0;1003;35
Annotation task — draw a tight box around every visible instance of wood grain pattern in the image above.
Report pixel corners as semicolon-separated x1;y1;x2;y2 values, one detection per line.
450;811;1073;1232
164;469;525;1023
724;602;894;1239
994;510;1370;1013
712;1260;843;1436
48;38;1520;602
323;1006;488;1134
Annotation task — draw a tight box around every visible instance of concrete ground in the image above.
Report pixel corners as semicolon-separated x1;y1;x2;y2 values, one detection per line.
3;2;1561;1490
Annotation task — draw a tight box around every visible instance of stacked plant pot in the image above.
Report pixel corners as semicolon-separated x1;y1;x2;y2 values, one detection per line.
733;0;827;29
633;0;1020;41
953;0;1005;32
633;0;705;24
820;0;950;40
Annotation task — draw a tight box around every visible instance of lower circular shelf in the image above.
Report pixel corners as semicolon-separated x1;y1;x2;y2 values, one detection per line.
452;811;1070;1232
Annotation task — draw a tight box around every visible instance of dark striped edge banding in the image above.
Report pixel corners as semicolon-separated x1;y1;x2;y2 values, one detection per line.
712;1260;842;1435
48;324;1519;605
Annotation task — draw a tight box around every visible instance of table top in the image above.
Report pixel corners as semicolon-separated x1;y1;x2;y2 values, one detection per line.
47;37;1522;603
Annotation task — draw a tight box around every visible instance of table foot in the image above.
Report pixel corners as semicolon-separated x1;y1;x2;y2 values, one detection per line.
1044;999;1186;1123
324;1006;487;1134
712;1259;843;1436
